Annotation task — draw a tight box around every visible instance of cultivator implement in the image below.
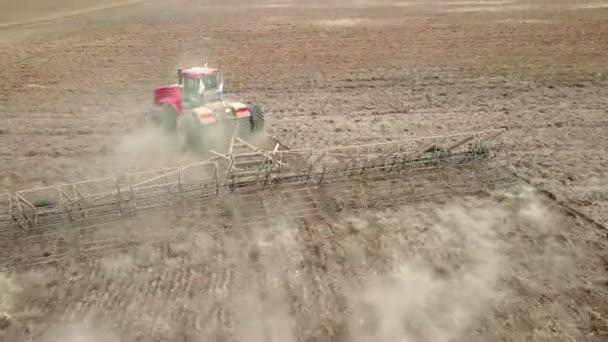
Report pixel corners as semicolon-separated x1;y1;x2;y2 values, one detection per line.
0;128;516;269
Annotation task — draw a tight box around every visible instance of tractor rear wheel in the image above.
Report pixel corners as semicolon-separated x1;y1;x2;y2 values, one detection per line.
176;114;202;152
248;105;265;132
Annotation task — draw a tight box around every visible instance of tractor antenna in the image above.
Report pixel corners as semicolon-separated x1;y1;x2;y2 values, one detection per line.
177;68;183;85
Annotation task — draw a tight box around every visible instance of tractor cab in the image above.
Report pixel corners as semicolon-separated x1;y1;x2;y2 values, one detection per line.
152;64;224;114
178;65;224;108
148;63;265;151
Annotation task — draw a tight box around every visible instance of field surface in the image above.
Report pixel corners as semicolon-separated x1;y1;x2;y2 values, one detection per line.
0;0;607;341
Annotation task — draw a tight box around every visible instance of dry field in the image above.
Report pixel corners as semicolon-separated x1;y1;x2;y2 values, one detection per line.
0;0;607;341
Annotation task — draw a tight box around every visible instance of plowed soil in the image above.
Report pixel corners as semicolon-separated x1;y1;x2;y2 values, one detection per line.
1;0;607;341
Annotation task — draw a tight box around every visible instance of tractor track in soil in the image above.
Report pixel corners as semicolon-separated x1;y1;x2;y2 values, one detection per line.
0;0;151;30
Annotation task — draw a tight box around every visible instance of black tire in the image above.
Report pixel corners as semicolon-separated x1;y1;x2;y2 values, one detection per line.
176;113;202;152
145;104;177;133
248;104;265;132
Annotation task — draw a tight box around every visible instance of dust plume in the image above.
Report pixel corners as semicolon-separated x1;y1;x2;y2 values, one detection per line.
216;185;560;342
0;271;20;328
36;321;123;342
60;114;195;182
340;186;555;342
109;123;191;172
229;216;300;342
100;107;266;176
4;186;575;341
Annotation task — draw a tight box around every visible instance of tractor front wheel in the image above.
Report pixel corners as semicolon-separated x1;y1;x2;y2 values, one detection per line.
144;104;177;133
176;114;202;152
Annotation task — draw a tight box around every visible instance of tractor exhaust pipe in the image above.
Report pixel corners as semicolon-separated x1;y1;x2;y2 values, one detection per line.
177;68;183;86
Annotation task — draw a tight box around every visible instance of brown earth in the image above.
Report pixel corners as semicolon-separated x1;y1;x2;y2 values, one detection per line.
0;0;149;27
0;0;607;341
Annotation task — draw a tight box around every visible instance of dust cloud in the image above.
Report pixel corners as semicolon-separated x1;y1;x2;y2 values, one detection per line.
341;185;577;342
37;322;121;342
341;196;509;342
98;109;266;177
110;124;188;171
14;186;567;342
0;271;20;327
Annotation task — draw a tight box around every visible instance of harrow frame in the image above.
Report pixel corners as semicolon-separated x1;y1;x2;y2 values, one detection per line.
0;128;516;269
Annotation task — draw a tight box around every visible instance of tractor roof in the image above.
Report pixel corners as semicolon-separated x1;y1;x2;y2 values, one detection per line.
181;67;218;77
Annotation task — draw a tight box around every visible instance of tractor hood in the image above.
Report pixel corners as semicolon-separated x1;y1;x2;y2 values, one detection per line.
191;101;251;125
154;84;182;113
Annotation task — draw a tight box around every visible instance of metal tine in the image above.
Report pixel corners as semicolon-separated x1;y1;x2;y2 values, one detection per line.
0;129;510;254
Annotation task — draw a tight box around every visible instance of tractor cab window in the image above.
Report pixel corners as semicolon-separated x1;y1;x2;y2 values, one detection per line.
202;74;219;89
183;77;200;101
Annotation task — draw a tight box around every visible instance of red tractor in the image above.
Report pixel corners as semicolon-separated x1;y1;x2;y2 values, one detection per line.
146;64;265;152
